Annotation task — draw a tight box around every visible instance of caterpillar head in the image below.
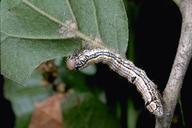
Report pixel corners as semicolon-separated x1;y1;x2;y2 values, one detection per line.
66;50;89;70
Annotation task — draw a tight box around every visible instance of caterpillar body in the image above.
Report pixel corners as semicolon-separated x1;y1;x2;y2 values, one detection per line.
67;48;163;116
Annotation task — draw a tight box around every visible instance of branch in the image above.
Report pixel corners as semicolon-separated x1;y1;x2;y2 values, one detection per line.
155;0;192;127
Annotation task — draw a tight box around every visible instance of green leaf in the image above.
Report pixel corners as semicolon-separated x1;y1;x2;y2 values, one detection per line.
1;0;75;39
62;92;120;128
1;37;80;83
1;0;128;84
4;71;54;128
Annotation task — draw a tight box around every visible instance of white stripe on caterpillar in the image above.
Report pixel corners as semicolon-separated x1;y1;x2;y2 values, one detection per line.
67;48;163;116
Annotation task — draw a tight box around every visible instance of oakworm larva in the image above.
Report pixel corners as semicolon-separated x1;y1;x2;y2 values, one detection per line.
67;48;163;116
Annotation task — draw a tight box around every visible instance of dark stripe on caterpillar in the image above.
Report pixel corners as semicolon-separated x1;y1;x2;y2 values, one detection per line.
67;48;163;116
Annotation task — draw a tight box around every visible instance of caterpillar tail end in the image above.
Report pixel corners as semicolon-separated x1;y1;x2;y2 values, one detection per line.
146;101;164;117
153;107;164;117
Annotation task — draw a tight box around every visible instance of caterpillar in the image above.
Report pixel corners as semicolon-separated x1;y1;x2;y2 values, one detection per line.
67;48;163;116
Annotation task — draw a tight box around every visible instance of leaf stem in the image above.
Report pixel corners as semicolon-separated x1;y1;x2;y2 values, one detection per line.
75;31;104;48
22;0;104;48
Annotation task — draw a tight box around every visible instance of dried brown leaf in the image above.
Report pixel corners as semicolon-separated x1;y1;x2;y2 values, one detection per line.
29;93;64;128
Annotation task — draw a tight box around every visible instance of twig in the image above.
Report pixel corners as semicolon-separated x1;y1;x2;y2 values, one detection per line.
155;0;192;127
